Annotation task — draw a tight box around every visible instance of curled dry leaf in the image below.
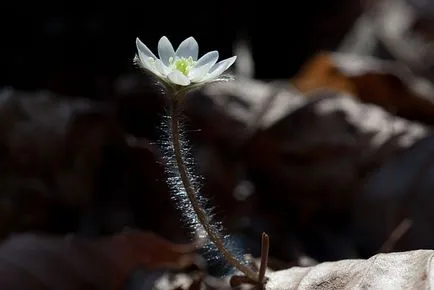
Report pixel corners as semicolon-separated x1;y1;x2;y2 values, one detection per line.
266;250;434;289
292;52;434;124
0;88;188;242
0;230;198;290
192;78;430;261
0;88;124;236
353;133;434;256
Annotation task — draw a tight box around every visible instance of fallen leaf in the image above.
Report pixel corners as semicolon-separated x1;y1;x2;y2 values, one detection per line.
292;52;434;124
0;230;198;290
266;250;434;289
193;79;430;262
353;133;434;257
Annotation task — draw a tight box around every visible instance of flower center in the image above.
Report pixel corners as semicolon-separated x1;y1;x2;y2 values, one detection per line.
169;56;195;76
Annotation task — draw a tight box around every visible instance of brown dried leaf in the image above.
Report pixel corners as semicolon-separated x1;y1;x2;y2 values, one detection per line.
266;250;433;289
193;79;431;261
353;133;434;256
0;88;122;236
292;52;434;124
0;230;197;290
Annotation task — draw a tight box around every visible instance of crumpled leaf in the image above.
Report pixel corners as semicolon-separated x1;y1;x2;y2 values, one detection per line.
353;133;434;257
192;79;431;261
266;250;434;289
0;88;186;241
292;52;434;124
0;230;198;290
0;88;119;236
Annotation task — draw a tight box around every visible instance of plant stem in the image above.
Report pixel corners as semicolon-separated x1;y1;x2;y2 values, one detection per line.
168;96;259;282
258;233;269;283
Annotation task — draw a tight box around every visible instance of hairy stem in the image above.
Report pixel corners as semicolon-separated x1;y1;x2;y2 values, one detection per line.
169;96;258;282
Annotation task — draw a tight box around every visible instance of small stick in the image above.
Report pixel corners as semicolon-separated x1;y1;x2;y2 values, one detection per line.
379;218;413;253
258;233;269;284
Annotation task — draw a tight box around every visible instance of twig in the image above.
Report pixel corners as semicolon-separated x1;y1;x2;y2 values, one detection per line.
379;218;413;253
258;233;269;284
230;233;270;288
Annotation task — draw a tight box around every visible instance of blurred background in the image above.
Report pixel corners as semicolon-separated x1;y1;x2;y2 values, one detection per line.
1;0;434;288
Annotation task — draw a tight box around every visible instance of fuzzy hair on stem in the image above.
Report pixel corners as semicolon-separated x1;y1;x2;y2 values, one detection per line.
158;91;259;282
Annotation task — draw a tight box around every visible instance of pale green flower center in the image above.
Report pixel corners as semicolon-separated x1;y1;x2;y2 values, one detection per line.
169;56;196;76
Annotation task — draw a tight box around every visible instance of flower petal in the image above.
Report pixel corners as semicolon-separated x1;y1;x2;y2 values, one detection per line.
176;37;199;60
196;51;219;67
189;51;219;82
136;38;157;61
155;59;170;76
202;56;237;81
134;55;161;77
158;36;175;66
135;38;160;73
168;71;191;86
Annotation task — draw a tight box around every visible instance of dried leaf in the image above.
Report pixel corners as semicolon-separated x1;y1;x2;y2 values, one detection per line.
193;79;430;261
292;52;434;124
266;250;434;289
0;88;185;241
0;230;197;290
353;133;434;256
0;88;119;236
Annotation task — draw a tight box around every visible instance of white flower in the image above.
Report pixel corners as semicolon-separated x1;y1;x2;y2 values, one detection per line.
135;36;237;87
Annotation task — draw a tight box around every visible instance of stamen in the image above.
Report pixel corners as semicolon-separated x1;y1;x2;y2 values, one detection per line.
173;57;196;76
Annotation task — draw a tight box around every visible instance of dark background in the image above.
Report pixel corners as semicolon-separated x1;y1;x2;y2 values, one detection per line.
0;0;361;97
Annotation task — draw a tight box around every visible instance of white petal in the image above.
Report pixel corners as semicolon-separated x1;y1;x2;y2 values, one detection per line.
195;51;219;68
136;38;157;60
176;37;199;60
189;51;219;82
155;59;170;76
134;55;161;77
168;71;191;86
202;56;237;81
135;38;159;72
158;36;175;66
